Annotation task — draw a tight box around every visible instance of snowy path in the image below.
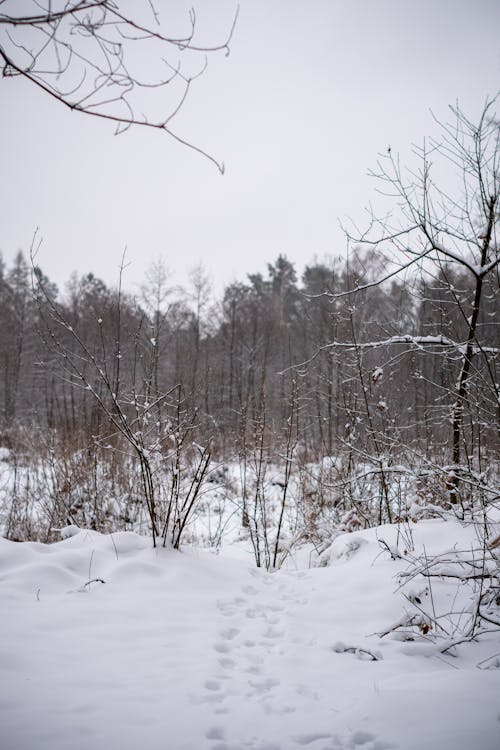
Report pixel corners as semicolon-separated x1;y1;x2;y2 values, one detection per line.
1;526;499;750
193;570;396;750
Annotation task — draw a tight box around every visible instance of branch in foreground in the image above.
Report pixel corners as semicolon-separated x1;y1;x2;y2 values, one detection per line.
0;1;240;172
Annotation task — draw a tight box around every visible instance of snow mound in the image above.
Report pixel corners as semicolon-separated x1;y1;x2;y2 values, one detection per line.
0;521;499;750
58;524;81;539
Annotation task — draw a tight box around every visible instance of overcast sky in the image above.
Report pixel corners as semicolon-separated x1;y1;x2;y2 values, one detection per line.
1;0;499;297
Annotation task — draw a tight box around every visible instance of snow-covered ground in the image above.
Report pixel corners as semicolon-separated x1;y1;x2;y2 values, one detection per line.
1;519;499;750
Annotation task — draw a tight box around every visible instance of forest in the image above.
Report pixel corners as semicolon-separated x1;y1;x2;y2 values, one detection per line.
1;221;498;556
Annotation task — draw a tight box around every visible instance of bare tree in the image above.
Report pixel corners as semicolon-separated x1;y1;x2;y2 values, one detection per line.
0;1;239;171
340;96;500;509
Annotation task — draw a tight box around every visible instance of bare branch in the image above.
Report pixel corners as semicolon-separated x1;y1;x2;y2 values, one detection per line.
0;1;239;170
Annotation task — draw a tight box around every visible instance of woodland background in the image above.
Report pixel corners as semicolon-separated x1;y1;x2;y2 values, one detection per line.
1;243;497;554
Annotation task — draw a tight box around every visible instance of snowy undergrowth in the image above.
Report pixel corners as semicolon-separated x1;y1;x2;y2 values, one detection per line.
1;518;499;750
2;449;473;557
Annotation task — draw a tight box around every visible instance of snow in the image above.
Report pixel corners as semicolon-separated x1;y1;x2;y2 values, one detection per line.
58;524;82;540
1;521;499;750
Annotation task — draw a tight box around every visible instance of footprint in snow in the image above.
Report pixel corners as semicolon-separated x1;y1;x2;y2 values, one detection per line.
217;596;248;617
345;730;396;749
262;702;296;716
293;733;335;746
218;656;236;670
245;664;263;675
205;726;225;741
245;604;284;623
190;679;227;706
245;607;262;619
247;676;280;696
204;679;222;691
262;625;283;640
220;627;240;641
214;641;232;654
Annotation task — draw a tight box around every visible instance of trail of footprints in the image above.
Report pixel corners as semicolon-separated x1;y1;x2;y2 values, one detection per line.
211;582;287;708
191;576;296;727
195;574;394;750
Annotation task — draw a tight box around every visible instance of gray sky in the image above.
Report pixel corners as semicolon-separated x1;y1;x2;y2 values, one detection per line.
1;0;499;296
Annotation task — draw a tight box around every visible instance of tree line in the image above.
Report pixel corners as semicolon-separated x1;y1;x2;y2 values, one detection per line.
0;246;497;465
